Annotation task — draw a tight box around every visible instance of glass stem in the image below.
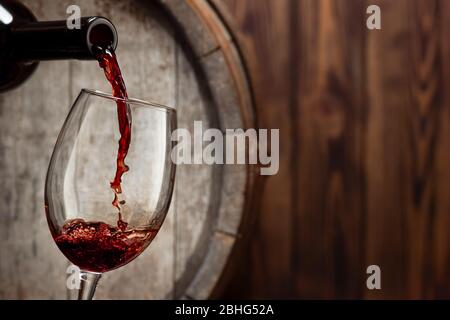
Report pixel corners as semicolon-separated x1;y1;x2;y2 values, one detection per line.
77;271;101;300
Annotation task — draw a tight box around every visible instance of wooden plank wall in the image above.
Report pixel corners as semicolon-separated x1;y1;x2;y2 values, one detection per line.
220;0;450;299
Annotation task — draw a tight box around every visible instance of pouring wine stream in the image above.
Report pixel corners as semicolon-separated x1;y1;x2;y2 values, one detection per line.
95;45;132;231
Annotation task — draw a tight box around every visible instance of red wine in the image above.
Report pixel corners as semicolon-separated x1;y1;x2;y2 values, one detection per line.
54;46;143;272
54;219;158;273
96;46;131;230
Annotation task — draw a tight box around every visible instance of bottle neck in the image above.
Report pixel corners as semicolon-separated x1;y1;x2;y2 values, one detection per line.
8;17;118;61
0;0;118;92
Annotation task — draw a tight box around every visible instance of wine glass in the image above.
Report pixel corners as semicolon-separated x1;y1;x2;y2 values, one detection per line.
45;89;176;299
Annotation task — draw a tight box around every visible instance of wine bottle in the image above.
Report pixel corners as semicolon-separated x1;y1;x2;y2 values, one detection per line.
0;0;117;92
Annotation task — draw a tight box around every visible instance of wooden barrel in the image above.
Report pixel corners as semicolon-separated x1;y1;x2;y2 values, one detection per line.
0;0;258;299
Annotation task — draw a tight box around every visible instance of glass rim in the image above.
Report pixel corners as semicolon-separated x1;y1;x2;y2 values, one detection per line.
81;88;176;113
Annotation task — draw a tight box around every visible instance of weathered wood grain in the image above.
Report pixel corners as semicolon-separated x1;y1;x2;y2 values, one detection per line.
434;0;450;299
404;0;444;299
291;0;367;299
161;0;257;299
363;0;450;299
174;42;216;298
161;0;221;57
221;0;450;299
219;0;294;299
364;0;410;299
185;231;234;299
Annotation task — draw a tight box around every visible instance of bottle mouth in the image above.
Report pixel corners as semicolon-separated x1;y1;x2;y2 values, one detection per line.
86;17;118;55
